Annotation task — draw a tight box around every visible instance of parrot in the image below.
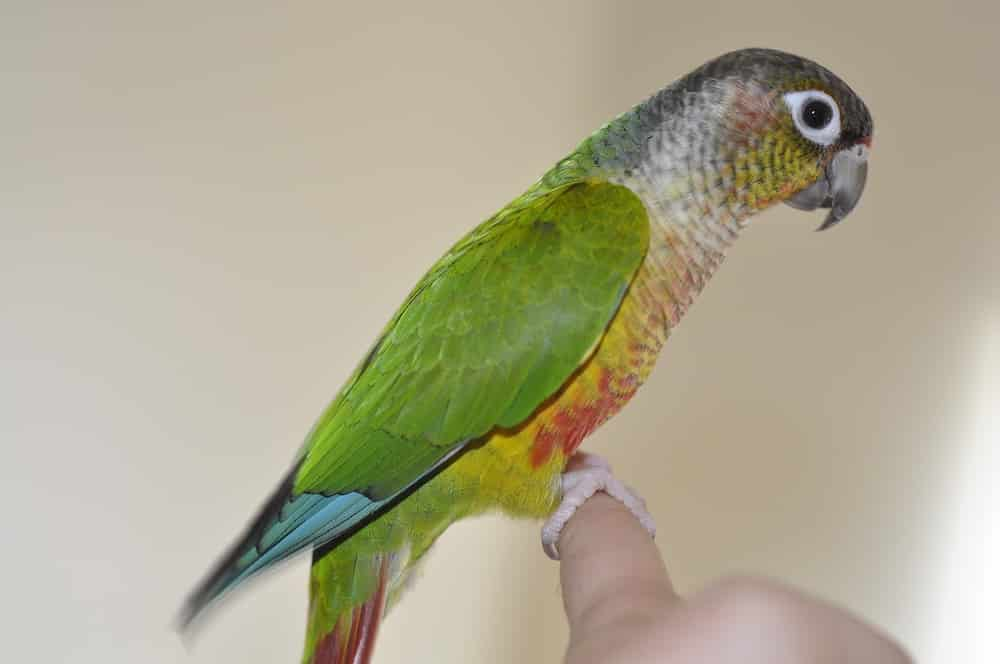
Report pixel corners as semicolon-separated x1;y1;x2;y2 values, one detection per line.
178;48;872;664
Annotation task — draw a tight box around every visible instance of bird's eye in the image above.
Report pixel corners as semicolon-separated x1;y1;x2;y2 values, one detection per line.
801;99;833;130
783;90;841;146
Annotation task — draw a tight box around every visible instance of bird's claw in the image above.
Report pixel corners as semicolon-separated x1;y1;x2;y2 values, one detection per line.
540;452;656;560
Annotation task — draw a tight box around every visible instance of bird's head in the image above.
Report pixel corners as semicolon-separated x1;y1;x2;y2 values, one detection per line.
665;49;874;230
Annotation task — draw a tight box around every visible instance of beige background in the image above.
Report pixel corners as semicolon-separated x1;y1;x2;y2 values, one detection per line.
2;1;998;662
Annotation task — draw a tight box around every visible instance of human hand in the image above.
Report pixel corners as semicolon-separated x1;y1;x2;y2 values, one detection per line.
558;492;912;664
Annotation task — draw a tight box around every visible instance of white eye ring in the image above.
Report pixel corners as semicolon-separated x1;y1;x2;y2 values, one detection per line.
783;90;841;146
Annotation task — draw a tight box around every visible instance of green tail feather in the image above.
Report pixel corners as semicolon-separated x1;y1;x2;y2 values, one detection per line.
304;548;403;664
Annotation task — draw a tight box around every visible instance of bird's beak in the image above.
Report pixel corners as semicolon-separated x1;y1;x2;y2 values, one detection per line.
785;142;870;230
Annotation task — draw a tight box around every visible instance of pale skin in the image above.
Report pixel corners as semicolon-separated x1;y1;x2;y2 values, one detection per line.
556;464;913;664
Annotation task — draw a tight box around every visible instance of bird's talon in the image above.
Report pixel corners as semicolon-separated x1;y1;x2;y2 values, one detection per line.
540;452;656;560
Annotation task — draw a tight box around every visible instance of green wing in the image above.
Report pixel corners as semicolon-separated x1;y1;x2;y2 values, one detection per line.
179;179;649;626
295;180;649;497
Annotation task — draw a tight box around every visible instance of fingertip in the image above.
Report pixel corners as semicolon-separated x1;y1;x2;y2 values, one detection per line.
558;494;677;631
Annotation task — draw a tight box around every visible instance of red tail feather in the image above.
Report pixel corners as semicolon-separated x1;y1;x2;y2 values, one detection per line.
309;556;391;664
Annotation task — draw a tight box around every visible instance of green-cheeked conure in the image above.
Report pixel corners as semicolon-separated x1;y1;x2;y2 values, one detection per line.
179;48;873;664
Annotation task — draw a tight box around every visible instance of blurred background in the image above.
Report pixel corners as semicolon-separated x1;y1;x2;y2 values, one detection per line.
2;1;998;662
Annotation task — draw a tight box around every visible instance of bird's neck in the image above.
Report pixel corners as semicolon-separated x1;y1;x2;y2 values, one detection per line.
613;152;751;341
580;89;758;333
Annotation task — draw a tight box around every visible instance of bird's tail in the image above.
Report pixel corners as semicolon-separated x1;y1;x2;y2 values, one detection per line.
178;460;385;632
303;545;407;664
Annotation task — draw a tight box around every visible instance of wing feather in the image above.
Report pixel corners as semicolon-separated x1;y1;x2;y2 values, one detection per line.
180;179;650;626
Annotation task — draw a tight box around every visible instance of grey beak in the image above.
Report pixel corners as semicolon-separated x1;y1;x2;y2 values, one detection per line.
785;143;869;230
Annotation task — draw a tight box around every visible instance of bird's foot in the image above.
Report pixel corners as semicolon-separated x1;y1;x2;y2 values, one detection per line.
540;452;656;560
